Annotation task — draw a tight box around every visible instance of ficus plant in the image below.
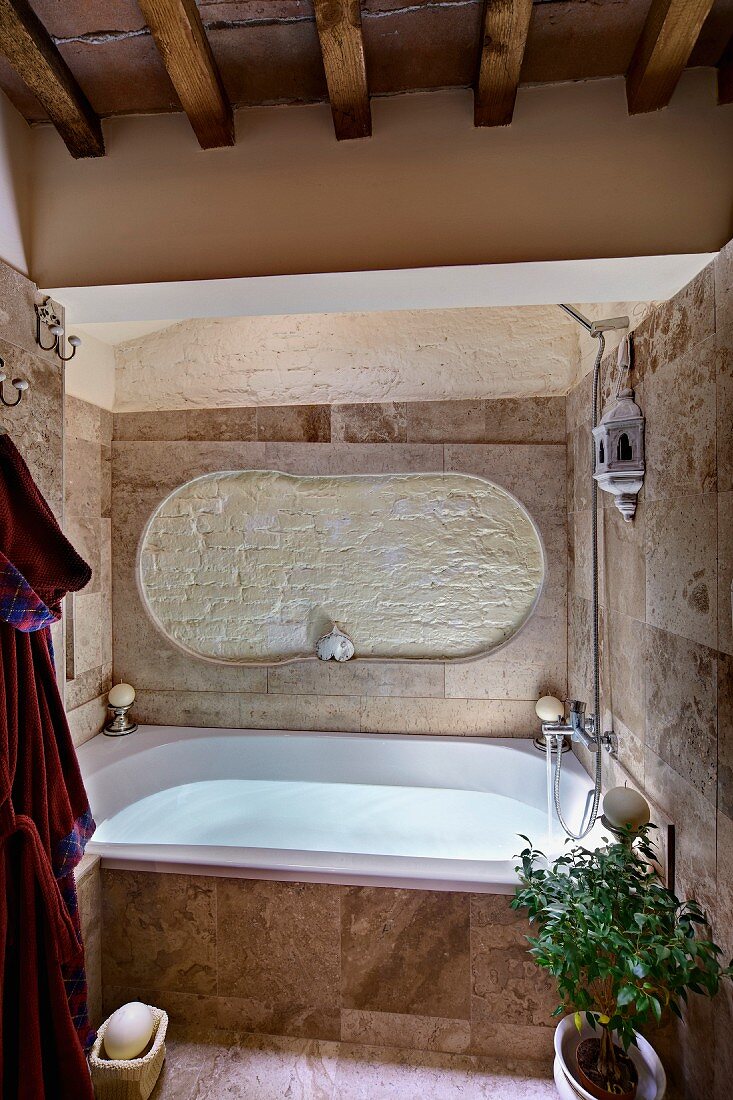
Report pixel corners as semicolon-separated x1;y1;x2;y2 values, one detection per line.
512;825;733;1096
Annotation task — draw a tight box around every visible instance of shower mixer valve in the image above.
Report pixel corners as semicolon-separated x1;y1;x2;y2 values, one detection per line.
538;698;614;754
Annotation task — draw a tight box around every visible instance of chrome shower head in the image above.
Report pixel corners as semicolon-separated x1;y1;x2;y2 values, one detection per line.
559;304;629;337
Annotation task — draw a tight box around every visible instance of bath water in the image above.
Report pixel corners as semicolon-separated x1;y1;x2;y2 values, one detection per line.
93;779;551;862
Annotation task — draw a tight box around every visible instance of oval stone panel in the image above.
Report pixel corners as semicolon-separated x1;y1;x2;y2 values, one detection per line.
139;470;544;664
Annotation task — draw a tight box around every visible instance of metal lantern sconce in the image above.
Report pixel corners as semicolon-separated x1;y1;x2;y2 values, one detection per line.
592;337;645;521
35;298;82;363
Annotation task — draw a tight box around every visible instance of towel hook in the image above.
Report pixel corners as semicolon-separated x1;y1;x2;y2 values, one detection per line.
35;298;81;363
0;357;29;408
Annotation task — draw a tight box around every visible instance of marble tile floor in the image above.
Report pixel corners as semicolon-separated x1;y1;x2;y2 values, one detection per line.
150;1030;556;1099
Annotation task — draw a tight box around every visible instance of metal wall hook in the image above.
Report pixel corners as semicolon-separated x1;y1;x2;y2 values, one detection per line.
0;359;29;408
58;335;82;363
35;298;82;363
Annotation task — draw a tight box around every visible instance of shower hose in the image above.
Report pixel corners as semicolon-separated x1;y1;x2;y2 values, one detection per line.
550;332;605;841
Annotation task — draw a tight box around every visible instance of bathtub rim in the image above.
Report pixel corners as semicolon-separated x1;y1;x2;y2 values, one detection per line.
79;725;599;895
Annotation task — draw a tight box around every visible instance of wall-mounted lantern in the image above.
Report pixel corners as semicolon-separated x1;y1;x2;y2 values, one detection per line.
592;387;645;521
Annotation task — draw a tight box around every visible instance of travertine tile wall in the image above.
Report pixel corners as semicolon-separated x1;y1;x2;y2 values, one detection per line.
101;869;557;1063
0;260;63;528
111;397;567;736
567;249;733;1100
76;856;103;1029
64;396;113;748
0;262;66;676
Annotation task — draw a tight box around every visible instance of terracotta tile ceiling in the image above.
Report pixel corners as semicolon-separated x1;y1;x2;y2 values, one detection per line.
0;0;731;157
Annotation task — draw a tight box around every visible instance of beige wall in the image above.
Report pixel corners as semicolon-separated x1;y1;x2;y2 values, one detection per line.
65;325;116;411
566;253;732;1100
0;93;31;276
112;398;567;736
32;73;733;290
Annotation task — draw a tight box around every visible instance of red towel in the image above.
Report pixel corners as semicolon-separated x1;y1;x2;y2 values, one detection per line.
0;435;95;1100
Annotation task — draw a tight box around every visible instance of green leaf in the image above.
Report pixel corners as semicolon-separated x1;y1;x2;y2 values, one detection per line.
574;1012;582;1034
510;824;733;1036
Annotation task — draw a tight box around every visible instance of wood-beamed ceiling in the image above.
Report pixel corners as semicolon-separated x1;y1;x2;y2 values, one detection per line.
137;0;234;148
0;0;103;157
313;0;371;139
627;0;717;113
474;0;533;127
0;0;731;156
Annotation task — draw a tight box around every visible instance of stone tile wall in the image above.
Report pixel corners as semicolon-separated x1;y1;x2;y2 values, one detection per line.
566;250;733;1100
112;397;567;736
0;262;63;515
0;262;66;669
64;396;113;747
77;856;103;1029
100;869;557;1064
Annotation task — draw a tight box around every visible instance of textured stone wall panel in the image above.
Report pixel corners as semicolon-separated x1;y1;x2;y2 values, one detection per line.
139;470;544;664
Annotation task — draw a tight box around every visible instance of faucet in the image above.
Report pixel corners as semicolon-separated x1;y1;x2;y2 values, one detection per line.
541;699;598;751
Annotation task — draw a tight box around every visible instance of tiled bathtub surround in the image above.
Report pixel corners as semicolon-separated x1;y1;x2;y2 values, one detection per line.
64;396;113;747
76;855;103;1029
100;869;557;1063
567;247;733;1100
112;397;567;736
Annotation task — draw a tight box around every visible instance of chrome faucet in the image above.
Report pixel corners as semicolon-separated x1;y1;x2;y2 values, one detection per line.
542;699;598;751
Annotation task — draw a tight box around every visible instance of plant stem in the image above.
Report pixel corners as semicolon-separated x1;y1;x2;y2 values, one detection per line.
598;1025;621;1085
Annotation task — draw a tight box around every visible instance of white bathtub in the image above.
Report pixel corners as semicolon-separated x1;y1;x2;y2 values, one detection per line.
77;726;601;893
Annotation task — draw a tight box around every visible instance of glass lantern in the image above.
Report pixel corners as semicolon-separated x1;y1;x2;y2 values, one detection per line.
591;387;645;521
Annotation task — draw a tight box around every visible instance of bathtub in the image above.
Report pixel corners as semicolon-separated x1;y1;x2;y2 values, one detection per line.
77;725;601;893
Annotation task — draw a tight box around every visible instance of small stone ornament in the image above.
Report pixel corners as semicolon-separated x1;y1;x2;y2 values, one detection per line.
316;625;355;662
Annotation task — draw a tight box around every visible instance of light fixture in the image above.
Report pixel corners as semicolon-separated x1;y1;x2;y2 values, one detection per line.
35;298;82;363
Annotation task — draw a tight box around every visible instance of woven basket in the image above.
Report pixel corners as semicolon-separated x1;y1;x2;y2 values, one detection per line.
88;1006;168;1100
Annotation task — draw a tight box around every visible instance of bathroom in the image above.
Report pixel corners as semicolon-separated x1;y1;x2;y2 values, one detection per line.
0;3;731;1099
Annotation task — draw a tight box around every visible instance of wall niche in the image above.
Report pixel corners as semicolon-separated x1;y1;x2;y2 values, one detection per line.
138;470;544;665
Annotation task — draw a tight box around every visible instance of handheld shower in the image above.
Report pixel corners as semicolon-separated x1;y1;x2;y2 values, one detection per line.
540;306;629;840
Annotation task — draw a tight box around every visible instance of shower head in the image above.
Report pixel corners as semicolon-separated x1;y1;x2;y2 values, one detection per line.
559;304;629;337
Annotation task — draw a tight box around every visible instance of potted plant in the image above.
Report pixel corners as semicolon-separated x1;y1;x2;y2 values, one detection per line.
512;826;732;1100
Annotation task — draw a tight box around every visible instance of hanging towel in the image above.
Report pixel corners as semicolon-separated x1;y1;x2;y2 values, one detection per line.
0;434;95;1100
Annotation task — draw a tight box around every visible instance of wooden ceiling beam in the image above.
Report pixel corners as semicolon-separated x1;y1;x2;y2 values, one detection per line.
313;0;371;140
474;0;533;128
0;0;103;158
626;0;715;114
137;0;234;149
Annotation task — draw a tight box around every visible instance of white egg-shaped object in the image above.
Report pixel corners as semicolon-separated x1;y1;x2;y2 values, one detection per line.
535;696;564;723
103;1002;154;1061
603;785;651;830
108;682;136;708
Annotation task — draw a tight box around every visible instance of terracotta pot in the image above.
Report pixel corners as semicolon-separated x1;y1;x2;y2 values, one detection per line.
574;1038;637;1100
